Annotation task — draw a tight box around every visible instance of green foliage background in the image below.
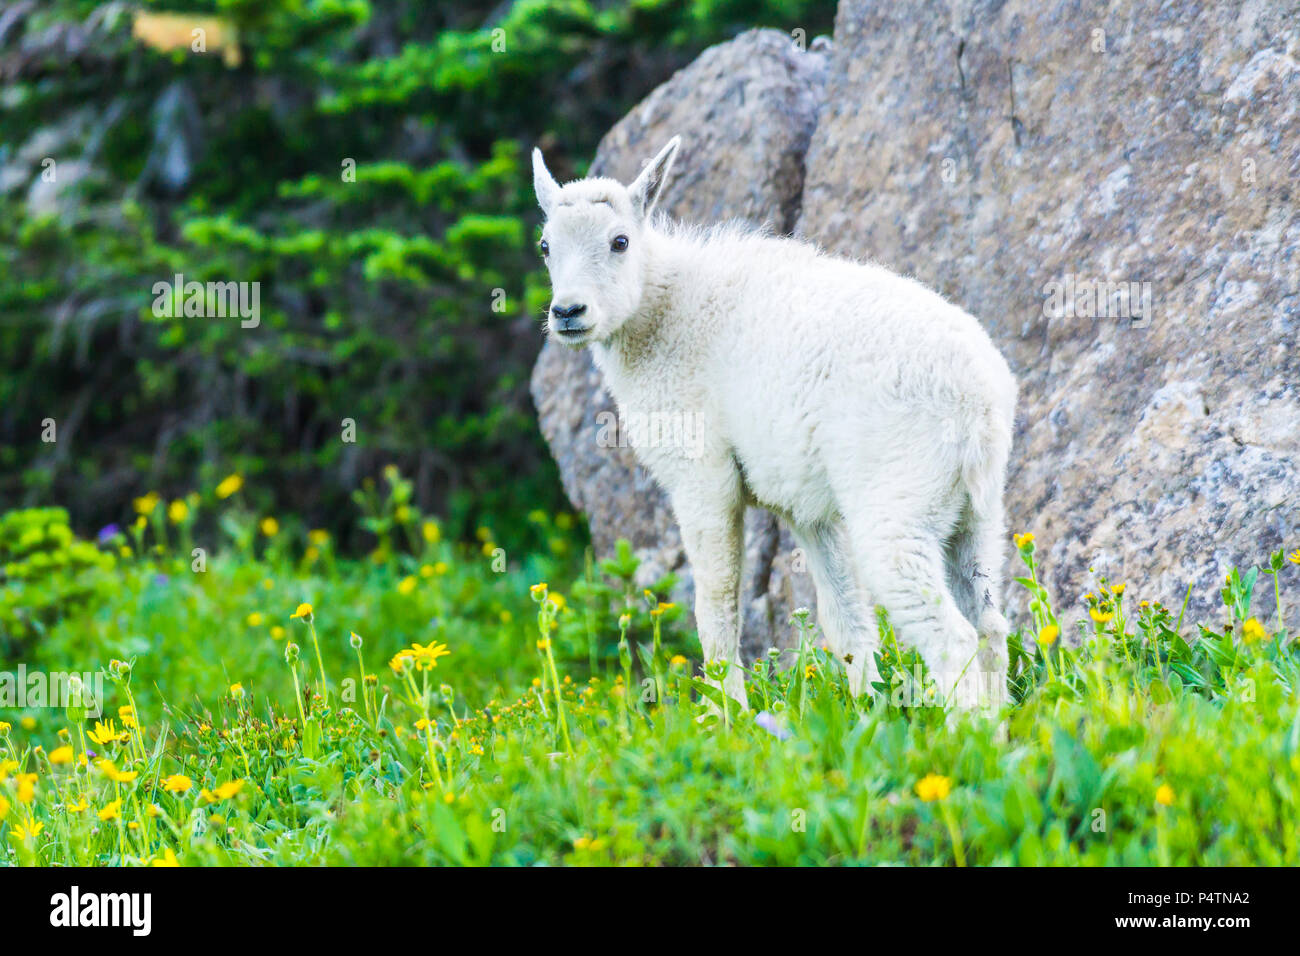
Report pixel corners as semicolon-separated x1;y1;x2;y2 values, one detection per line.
0;0;835;552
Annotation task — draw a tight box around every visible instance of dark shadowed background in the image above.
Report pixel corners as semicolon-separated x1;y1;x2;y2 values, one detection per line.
0;0;834;554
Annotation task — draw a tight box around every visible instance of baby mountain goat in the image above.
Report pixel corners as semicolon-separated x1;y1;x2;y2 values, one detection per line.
533;137;1018;710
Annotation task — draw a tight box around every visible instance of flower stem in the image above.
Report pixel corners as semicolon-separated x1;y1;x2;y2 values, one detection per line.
307;616;329;704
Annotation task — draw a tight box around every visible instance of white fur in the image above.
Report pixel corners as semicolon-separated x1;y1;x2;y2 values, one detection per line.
533;137;1018;710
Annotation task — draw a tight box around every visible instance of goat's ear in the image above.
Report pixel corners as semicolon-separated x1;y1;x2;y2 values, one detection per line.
532;147;560;217
628;135;680;219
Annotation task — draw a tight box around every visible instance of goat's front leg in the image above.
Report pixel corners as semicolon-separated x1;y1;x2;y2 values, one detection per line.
670;466;747;711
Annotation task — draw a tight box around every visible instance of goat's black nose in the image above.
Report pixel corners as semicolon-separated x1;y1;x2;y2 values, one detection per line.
551;303;587;321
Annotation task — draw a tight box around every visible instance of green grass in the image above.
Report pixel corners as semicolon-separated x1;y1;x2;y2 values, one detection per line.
2;481;1299;866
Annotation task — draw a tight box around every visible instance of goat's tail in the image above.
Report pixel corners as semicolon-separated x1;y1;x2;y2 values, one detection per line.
957;376;1016;537
960;407;1012;522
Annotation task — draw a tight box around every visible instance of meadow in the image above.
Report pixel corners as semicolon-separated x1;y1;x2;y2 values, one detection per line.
1;468;1298;866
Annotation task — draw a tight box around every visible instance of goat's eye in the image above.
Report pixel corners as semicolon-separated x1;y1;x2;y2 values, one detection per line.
611;235;629;253
539;239;549;257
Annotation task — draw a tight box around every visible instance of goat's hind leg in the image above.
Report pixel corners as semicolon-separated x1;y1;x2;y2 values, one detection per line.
794;520;880;698
843;501;984;710
944;498;1010;704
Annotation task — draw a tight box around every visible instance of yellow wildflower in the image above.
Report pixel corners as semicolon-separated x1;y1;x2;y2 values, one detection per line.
133;492;161;515
215;474;243;498
408;641;450;671
167;499;189;524
398;575;417;595
260;516;280;536
422;521;441;544
118;705;137;729
66;798;88;814
151;848;180;867
48;745;74;765
270;625;286;641
1241;618;1267;644
1038;624;1060;647
97;760;139;784
915;773;952;802
13;821;43;840
15;773;36;803
88;720;128;746
162;774;193;794
1089;607;1114;624
247;612;264;627
290;602;313;619
98;799;123;821
212;780;244;801
1155;784;1175;806
1013;532;1035;549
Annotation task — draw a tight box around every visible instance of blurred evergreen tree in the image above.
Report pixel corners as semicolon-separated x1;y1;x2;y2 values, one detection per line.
0;0;835;551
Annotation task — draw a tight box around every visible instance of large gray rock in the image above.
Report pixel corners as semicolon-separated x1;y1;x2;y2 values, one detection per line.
797;0;1300;628
535;1;1299;649
530;28;829;658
